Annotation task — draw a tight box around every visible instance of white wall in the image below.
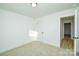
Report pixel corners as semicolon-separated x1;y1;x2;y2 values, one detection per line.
0;9;34;53
36;9;75;47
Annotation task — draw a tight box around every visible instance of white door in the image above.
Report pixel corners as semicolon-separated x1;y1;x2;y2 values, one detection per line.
76;8;79;54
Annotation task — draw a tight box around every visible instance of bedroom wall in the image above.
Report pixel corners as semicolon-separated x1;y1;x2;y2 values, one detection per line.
0;9;34;53
36;8;75;47
0;8;76;53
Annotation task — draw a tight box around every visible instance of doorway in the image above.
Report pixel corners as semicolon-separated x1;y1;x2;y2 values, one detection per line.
64;23;71;38
60;16;74;49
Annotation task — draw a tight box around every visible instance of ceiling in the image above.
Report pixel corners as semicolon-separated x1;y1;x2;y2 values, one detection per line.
0;3;79;19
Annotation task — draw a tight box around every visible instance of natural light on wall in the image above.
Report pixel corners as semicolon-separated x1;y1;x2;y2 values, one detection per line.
29;30;38;40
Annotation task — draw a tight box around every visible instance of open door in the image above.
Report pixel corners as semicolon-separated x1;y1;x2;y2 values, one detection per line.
76;9;79;55
60;16;74;49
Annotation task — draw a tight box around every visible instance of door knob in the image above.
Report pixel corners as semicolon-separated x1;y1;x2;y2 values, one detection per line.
73;37;79;39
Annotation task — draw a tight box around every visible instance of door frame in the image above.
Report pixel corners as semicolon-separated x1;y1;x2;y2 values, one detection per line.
60;16;75;40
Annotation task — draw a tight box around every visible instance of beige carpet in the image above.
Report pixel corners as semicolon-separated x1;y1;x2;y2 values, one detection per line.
0;41;74;56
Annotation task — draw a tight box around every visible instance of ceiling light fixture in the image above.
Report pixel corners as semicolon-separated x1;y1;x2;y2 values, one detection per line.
31;3;37;7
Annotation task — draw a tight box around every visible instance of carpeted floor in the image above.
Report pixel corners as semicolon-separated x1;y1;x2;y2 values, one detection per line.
0;41;74;56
